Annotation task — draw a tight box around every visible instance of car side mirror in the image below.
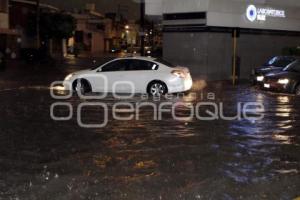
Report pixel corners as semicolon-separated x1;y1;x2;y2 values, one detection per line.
97;68;102;72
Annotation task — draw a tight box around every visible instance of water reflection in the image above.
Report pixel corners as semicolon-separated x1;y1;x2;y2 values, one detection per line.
272;134;294;145
191;80;207;91
1;83;300;199
277;96;290;103
222;86;300;189
275;96;292;118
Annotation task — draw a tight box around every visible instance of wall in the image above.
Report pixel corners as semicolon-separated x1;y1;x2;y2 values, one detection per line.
146;0;163;16
0;13;9;28
161;0;300;81
161;0;300;32
207;0;300;32
163;31;300;80
0;0;8;28
238;33;300;78
163;32;232;80
162;0;209;13
91;32;104;54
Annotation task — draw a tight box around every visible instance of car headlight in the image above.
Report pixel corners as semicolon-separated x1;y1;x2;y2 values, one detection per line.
278;78;289;85
256;76;264;82
64;74;73;81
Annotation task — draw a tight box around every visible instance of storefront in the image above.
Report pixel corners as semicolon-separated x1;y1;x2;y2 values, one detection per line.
161;0;300;80
0;0;20;62
0;28;20;57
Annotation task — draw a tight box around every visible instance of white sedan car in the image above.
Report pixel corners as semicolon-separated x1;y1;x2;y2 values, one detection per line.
63;57;193;95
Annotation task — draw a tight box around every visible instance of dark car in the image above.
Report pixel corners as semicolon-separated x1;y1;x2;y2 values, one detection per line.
110;47;121;54
263;59;300;95
251;56;296;84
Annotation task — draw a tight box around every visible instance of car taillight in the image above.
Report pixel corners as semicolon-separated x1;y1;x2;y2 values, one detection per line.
171;70;186;78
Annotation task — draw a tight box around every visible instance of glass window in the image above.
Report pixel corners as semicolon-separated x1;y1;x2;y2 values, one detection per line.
266;57;278;66
101;60;128;72
272;58;295;68
127;60;159;71
289;62;300;73
155;58;176;67
284;61;300;73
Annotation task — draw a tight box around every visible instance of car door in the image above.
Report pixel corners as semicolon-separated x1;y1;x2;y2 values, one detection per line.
124;59;159;93
93;59;128;93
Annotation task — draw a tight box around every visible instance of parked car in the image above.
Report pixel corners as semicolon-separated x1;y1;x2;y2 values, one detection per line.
251;56;296;85
263;59;300;95
110;47;121;54
63;57;193;95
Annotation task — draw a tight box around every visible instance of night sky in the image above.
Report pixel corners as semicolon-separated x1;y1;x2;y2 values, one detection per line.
41;0;141;20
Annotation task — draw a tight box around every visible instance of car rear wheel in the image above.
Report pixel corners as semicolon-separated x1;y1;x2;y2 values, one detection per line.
148;81;167;96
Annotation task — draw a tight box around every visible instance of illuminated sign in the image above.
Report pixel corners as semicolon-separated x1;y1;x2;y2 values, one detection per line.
246;5;286;22
246;5;257;22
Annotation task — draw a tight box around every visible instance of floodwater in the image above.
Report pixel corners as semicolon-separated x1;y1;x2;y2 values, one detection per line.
0;58;299;200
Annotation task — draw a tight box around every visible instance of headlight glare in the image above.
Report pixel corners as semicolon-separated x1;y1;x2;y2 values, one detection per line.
256;76;264;82
278;78;289;85
65;74;73;81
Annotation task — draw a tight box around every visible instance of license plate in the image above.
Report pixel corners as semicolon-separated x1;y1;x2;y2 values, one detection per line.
264;83;270;88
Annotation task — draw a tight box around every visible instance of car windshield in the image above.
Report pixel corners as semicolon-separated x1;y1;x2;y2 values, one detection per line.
265;57;295;68
155;58;176;67
283;60;300;73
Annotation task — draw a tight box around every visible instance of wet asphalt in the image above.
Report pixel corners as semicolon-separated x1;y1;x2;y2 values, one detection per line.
0;57;299;200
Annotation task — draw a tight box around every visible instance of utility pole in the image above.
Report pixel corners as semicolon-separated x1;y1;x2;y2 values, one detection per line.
232;28;237;85
140;0;145;56
151;21;154;50
36;0;40;49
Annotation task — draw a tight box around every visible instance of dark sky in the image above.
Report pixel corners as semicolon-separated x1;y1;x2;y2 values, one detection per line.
41;0;140;20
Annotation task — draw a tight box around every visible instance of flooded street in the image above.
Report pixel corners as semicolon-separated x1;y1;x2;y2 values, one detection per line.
0;59;299;200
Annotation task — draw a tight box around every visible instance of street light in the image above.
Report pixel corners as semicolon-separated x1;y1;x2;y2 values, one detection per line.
125;25;130;29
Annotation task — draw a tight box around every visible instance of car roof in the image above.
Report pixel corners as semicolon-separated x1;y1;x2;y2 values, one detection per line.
275;55;300;60
118;56;157;62
110;56;171;69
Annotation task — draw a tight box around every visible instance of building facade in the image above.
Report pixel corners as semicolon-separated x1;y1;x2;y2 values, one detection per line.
68;4;106;56
104;13;140;53
161;0;300;80
0;0;19;59
103;12;126;52
68;4;141;56
9;0;66;57
0;0;9;28
9;0;59;48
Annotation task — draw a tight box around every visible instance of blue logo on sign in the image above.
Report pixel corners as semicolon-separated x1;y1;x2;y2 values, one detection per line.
246;5;257;22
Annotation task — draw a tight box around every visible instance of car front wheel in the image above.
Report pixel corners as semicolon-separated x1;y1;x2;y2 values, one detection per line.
295;84;300;96
73;79;91;94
